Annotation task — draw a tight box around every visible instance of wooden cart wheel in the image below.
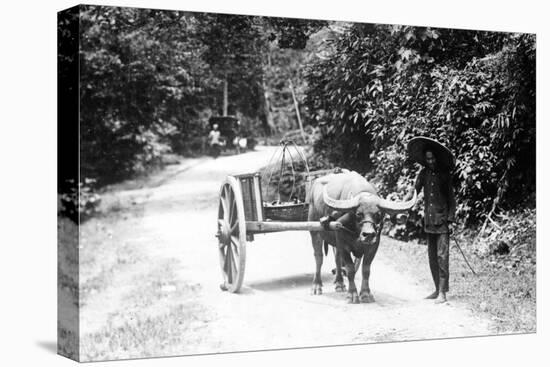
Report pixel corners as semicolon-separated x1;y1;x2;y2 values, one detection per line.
217;176;247;293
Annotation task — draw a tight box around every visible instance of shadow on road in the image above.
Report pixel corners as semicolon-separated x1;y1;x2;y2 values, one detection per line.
247;273;333;292
248;273;411;307
366;292;410;307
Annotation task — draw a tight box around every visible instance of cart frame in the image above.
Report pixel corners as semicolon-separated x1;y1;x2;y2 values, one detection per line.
216;169;343;293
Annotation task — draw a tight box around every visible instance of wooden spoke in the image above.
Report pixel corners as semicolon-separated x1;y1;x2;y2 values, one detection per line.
231;237;240;256
231;235;240;247
230;256;238;283
229;197;237;225
227;250;233;283
220;195;228;215
223;246;230;274
228;185;234;206
226;194;233;220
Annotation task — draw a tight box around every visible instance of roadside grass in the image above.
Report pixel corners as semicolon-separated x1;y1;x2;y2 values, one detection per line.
58;216;79;359
80;301;209;361
78;162;174;304
58;217;79;295
379;233;536;334
76;167;214;361
79;211;144;305
80;259;211;361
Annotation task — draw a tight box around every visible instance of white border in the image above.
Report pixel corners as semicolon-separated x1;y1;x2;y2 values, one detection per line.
0;1;546;366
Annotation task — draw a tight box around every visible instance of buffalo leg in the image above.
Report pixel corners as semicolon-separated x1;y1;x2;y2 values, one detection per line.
360;235;380;303
340;250;360;303
334;247;346;292
310;232;323;295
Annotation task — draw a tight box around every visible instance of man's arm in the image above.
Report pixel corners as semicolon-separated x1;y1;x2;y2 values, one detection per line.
405;168;424;200
447;174;456;222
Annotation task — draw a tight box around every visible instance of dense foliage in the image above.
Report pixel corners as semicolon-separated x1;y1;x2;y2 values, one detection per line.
79;6;212;183
304;24;535;229
69;6;325;189
63;7;536;233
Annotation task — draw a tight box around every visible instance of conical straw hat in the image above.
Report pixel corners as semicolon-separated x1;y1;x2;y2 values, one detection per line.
407;136;455;171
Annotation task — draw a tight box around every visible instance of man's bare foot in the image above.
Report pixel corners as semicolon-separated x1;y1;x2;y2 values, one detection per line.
434;292;447;304
425;291;439;299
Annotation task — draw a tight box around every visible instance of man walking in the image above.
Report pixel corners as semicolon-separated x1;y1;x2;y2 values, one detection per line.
208;123;222;158
408;137;456;304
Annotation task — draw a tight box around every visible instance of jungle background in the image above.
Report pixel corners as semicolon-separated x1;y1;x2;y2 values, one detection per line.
58;5;536;341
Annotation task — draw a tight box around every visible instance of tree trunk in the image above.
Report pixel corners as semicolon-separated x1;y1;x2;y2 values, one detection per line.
223;76;228;116
261;54;276;134
289;79;307;144
262;84;276;134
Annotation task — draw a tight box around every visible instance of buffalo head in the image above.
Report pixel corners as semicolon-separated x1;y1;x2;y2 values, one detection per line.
322;186;417;244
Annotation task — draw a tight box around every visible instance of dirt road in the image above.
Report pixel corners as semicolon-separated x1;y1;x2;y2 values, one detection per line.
78;147;492;361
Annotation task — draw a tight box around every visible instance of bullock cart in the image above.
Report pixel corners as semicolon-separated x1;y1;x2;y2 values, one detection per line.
216;142;344;293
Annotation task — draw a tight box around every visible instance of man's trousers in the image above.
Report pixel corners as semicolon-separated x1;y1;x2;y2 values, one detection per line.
427;232;449;293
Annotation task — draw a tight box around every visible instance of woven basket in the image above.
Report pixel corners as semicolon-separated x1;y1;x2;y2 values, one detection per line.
263;202;309;222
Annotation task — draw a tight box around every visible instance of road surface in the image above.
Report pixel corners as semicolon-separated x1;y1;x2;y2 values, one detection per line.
78;147;491;361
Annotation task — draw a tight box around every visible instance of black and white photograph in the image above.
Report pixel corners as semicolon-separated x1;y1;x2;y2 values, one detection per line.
4;1;548;366
55;3;539;362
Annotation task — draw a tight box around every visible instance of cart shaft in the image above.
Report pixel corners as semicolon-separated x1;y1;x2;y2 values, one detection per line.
246;221;343;234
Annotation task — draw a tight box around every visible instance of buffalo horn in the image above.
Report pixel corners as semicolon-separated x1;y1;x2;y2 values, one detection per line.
377;190;417;214
322;185;360;211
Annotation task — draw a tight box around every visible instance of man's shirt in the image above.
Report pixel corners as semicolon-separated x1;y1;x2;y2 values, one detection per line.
415;167;456;234
208;130;221;145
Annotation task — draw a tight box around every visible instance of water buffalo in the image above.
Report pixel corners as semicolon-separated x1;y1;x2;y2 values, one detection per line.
308;171;416;303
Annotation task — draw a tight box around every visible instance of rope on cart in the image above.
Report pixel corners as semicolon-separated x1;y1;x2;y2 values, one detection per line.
263;140;310;203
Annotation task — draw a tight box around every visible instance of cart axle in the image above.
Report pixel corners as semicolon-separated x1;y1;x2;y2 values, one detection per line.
245;221;343;234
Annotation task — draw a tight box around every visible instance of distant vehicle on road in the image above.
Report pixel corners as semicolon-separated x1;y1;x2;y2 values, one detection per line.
208;116;256;155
